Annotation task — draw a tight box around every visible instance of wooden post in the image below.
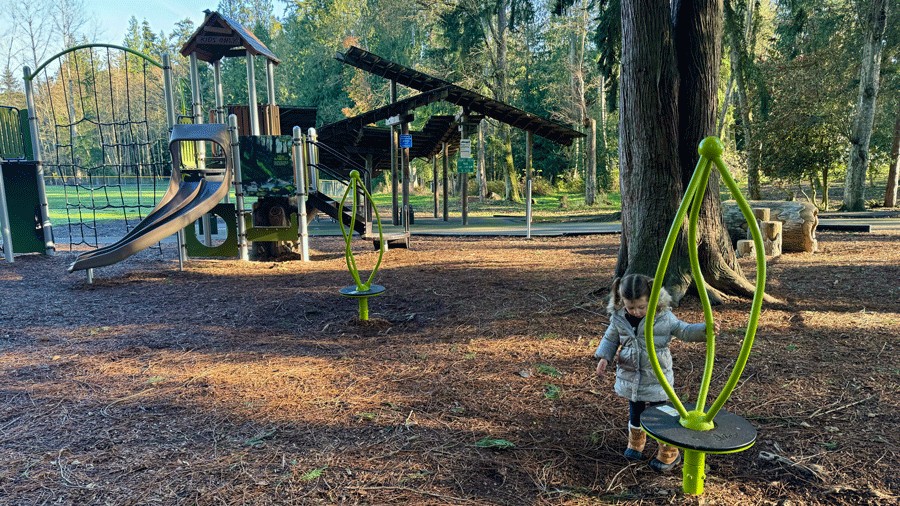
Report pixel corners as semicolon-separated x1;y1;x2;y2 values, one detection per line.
390;81;399;225
460;121;468;226
432;155;438;218
760;221;783;257
401;120;411;232
365;155;374;236
752;207;771;222
736;239;755;258
442;142;449;221
478;119;487;201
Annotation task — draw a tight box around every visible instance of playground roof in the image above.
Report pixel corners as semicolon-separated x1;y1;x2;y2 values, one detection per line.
181;11;281;64
335;46;584;146
318;90;460;170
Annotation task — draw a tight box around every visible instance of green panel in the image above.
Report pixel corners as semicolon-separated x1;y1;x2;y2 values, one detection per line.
0;107;25;159
19;109;32;160
1;161;44;254
183;203;238;258
244;212;299;242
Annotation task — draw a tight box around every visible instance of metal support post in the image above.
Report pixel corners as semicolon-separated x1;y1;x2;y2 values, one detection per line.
246;52;260;136
365;155;374;236
189;53;206;170
460;121;468;226
293;126;309;262
213;61;225;124
432;155;438;218
442;142;448;221
266;60;276;105
23;66;54;255
390;80;399;225
307;128;319;191
162;54;186;267
229;114;249;260
0;163;13;262
526;131;533;239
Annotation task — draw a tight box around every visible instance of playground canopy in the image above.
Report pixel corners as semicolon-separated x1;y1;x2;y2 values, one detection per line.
318;89;460;170
335;46;584;146
180;11;280;64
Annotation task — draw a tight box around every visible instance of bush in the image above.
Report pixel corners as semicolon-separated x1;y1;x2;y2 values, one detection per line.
487;179;506;196
556;176;584;194
529;176;554;197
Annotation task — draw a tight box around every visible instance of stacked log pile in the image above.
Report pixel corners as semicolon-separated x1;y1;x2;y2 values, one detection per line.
724;201;818;254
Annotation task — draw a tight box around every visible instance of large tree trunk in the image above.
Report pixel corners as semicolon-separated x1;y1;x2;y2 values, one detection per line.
843;0;888;211
884;105;900;207
618;0;756;304
617;0;683;283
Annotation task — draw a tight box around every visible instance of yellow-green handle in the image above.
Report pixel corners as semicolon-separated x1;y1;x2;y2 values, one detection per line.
643;137;766;423
339;170;385;292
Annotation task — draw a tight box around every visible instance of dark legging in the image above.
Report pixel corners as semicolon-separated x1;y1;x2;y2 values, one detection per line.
629;400;664;427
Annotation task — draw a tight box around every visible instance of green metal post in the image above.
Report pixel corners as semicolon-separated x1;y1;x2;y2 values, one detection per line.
683;450;706;495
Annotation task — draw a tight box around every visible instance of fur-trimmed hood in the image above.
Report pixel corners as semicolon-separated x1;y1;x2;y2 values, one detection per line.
606;286;673;316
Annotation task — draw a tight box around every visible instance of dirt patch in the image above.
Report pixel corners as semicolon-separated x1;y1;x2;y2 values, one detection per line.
1;232;897;505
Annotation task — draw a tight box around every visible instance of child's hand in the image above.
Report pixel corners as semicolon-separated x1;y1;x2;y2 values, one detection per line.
595;358;608;376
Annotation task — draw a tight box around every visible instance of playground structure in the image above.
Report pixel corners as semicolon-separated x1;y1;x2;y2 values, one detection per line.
641;137;765;495
3;9;585;275
0;105;54;262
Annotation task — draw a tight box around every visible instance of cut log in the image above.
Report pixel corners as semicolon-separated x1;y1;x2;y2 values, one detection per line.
752;207;771;222
723;201;818;253
760;221;782;257
736;239;756;258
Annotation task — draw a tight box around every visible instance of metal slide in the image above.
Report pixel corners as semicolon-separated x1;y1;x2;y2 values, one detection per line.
68;124;233;273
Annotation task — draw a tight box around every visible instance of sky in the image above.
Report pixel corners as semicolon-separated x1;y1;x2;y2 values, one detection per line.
0;1;215;51
90;1;212;41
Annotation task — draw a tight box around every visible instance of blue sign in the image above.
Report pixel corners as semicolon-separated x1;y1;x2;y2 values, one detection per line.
399;134;413;149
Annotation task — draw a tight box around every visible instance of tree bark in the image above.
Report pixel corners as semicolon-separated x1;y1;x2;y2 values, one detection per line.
884;105;900;207
617;0;758;304
843;0;888;211
501;124;520;202
730;35;759;200
597;75;610;191
617;0;683;283
477;119;487;200
587;118;597;205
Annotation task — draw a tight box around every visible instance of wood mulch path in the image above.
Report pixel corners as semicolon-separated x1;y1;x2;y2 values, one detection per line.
0;231;897;505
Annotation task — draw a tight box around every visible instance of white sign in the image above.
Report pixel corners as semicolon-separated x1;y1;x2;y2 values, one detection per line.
459;139;472;158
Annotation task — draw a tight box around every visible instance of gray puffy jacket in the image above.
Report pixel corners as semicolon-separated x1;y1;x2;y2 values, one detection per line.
594;304;707;402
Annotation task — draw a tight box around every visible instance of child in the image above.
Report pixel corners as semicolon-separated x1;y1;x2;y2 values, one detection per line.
594;274;718;472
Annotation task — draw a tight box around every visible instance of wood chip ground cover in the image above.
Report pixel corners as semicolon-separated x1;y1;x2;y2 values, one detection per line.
0;232;897;505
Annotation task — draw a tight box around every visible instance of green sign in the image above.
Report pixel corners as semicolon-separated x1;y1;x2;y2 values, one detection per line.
457;157;475;174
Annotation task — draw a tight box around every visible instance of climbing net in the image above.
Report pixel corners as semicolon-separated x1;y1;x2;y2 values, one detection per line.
29;44;171;250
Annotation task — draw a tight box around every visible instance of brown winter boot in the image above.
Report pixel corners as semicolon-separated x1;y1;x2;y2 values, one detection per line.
623;424;646;461
649;442;682;472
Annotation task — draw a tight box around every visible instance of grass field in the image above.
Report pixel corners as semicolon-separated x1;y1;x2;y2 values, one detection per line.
43;182;625;225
